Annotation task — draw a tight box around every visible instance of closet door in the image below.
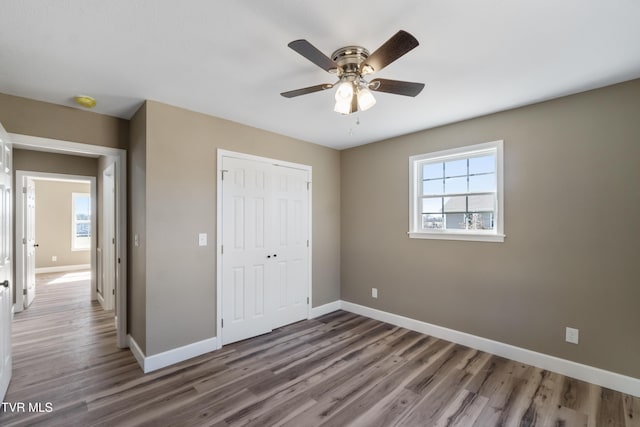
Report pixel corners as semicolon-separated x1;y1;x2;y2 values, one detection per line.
221;155;310;345
271;165;309;328
221;157;273;344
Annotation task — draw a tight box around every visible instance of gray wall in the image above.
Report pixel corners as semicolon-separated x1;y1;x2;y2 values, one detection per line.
130;100;341;356
34;180;91;268
340;79;640;379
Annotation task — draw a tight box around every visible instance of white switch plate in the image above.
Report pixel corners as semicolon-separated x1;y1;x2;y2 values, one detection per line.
565;327;579;344
52;255;57;262
198;233;207;247
372;288;378;298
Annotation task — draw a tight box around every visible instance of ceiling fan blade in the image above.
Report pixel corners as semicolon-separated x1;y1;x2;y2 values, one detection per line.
280;83;334;98
369;79;425;97
288;40;338;72
360;30;419;74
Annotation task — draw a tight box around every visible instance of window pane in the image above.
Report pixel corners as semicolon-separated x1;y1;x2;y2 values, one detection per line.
422;179;443;195
444;176;467;194
422;214;443;229
468;173;495;193
469;155;495;175
445;213;466;229
422;197;442;213
76;223;91;237
422;162;443;179
444;159;466;177
466;213;494;230
443;196;466;213
74;196;91;218
468;194;495;212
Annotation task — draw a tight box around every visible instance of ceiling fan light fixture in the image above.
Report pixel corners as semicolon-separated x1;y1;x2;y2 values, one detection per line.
334;80;354;101
357;87;376;111
334;98;352;115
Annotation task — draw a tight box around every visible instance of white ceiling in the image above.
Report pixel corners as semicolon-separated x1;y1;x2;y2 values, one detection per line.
1;1;639;150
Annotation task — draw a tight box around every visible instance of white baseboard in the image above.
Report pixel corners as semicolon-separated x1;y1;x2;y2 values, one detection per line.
337;300;640;398
310;300;342;318
35;264;91;274
127;334;218;374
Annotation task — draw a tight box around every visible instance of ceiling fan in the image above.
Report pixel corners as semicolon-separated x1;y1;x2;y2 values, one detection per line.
280;30;425;115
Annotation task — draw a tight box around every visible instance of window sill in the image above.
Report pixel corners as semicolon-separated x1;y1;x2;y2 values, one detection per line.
408;231;505;243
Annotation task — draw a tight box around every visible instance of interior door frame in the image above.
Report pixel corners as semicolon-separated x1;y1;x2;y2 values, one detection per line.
216;149;312;349
10;133;128;348
15;171;97;311
100;162;116;311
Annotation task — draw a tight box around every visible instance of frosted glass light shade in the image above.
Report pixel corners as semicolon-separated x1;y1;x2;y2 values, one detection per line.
334;99;351;114
334;80;354;101
357;87;376;111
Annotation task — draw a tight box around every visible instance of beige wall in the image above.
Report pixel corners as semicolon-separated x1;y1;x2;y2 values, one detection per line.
0;93;128;149
340;79;640;379
34;180;91;268
14;149;99;177
128;103;147;353
133;100;341;356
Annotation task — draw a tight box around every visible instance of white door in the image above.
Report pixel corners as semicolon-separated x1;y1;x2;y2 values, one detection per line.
221;155;310;345
0;122;13;401
271;165;310;328
101;164;116;311
24;178;36;308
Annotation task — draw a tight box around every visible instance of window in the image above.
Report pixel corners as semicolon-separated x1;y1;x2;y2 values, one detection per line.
409;140;504;242
72;192;91;250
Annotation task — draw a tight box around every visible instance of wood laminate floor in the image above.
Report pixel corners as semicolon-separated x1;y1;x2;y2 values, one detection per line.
1;271;638;426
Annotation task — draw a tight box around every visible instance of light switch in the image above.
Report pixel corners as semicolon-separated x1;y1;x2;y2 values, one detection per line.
199;233;207;247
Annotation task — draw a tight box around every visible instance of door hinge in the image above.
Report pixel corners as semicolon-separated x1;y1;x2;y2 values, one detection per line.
118;258;121;264
307;297;309;305
23;289;27;295
221;169;228;181
221;319;224;328
112;289;115;295
221;245;224;254
307;240;309;248
22;238;26;245
22;187;27;194
306;182;310;190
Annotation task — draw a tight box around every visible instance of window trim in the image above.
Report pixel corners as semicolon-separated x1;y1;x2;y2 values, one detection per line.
409;140;505;242
71;192;91;251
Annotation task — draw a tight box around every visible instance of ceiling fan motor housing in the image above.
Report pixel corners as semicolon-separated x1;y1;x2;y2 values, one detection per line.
331;46;370;78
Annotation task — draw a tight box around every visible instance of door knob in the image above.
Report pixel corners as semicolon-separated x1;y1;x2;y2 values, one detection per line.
34;244;40;248
267;255;271;258
1;280;8;288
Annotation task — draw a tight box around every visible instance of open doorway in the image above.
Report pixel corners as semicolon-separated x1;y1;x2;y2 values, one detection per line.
10;133;127;348
15;172;97;311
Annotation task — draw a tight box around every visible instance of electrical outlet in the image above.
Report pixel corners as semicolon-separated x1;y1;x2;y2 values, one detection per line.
52;256;57;262
565;327;579;344
199;233;207;247
372;288;378;298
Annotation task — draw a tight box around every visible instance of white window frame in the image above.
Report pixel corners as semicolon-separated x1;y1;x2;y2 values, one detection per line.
409;140;505;242
72;192;91;251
